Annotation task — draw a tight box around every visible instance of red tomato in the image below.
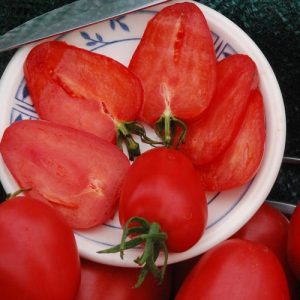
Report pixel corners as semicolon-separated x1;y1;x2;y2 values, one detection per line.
233;202;300;300
0;196;80;300
197;89;265;191
119;147;207;253
24;41;143;149
180;54;258;165
129;3;216;144
75;259;172;300
287;203;300;280
176;239;290;300
233;203;289;264
171;256;201;298
0;119;130;229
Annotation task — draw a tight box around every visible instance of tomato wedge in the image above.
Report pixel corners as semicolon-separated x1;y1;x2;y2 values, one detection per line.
180;54;258;165
197;89;265;191
24;41;144;159
0;120;130;229
129;3;216;145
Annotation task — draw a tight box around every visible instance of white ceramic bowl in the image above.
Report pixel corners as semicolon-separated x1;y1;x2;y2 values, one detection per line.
0;0;286;266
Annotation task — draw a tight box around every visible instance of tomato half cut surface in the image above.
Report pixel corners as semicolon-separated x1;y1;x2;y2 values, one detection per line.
24;41;143;158
197;89;265;191
180;54;258;165
0;120;130;229
129;3;216;144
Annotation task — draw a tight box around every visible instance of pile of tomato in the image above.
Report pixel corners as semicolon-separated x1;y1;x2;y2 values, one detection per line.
0;2;298;299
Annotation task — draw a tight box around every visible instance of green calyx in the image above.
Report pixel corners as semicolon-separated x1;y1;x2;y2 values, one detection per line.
116;121;163;161
97;216;168;288
155;111;187;148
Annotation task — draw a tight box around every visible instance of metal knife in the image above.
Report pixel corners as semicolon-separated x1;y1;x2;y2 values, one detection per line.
0;0;170;53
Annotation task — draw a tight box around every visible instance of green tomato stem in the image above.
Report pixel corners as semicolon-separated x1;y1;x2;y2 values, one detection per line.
97;216;168;287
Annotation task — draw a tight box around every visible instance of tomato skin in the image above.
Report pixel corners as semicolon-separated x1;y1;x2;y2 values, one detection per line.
233;203;289;264
180;54;258;165
129;3;216;124
119;147;207;252
24;40;143;142
233;202;300;300
287;203;300;280
176;239;290;300
197;89;265;191
0;119;130;229
75;259;172;300
0;196;80;300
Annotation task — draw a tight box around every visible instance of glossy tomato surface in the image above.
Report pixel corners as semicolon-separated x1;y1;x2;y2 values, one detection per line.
0;196;80;300
0;119;130;228
176;239;290;300
197;89;265;191
233;202;289;264
287;203;300;280
24;41;143;143
180;54;258;165
129;2;216;124
233;202;299;300
119;147;207;252
75;259;172;300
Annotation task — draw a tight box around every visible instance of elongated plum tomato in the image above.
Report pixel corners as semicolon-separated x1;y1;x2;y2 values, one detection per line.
176;239;290;300
287;203;300;280
0;196;80;300
232;202;299;300
197;89;265;191
119;147;208;253
24;41;143;159
0;120;130;229
129;3;216;145
75;259;172;300
180;54;258;165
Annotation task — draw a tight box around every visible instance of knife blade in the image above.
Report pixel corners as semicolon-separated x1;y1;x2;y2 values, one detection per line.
0;0;170;53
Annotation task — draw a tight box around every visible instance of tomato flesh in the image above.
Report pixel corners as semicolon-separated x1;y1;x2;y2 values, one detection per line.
0;120;130;228
180;54;258;165
129;2;216;124
24;41;143;143
119;147;207;252
197;89;265;191
0;196;80;300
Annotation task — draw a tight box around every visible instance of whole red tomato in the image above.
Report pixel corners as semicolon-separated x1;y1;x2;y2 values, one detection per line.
233;202;289;264
287;203;300;280
233;202;299;299
176;239;290;300
119;147;208;253
75;259;172;300
0;196;80;300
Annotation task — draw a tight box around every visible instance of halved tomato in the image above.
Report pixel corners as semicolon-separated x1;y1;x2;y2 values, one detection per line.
180;54;258;165
197;89;265;191
0;119;130;228
129;2;216;145
24;41;144;159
